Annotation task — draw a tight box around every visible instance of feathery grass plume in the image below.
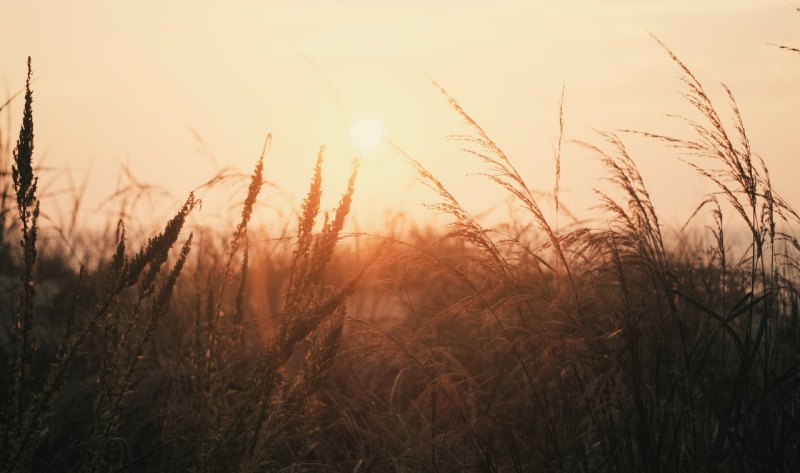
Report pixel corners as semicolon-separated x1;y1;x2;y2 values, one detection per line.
429;85;595;403
386;143;583;467
3;57;39;473
564;40;800;471
554;85;565;282
125;193;198;291
206;137;268;365
629;39;799;243
83;195;196;472
184;143;268;465
92;231;192;452
393;89;598;467
393;143;509;284
306;157;358;286
580;133;669;279
179;150;268;465
434;82;578;290
640;44;796;331
285;146;324;304
577;132;689;471
194;153;364;471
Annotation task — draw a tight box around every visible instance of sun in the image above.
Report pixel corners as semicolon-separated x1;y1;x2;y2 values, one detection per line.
350;118;383;151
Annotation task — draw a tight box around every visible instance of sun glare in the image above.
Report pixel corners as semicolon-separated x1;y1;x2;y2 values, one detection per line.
351;118;383;151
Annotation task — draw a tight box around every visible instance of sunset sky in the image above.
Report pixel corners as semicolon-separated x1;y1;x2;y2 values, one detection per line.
2;1;799;234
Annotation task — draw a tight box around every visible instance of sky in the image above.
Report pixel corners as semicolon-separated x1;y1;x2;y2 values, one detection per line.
1;1;799;236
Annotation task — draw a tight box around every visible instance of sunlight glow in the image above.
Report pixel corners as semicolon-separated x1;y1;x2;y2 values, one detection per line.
351;118;383;151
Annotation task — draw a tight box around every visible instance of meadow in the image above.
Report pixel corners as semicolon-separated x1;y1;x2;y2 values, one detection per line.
1;40;800;472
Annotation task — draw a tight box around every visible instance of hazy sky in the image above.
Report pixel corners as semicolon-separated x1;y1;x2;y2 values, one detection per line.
2;1;799;234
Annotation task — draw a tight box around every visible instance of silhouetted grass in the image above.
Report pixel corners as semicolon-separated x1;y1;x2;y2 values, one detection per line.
1;34;799;473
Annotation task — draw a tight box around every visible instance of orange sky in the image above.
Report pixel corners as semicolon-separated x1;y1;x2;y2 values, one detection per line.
2;1;799;235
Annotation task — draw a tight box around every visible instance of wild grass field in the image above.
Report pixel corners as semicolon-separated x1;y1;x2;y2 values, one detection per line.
1;39;800;472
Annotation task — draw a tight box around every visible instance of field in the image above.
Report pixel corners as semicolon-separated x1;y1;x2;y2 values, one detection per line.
2;39;800;473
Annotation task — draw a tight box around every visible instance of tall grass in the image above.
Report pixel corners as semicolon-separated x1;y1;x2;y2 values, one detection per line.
0;59;365;472
0;33;799;473
352;42;800;472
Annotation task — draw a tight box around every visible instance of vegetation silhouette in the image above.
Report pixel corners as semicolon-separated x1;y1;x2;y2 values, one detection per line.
1;34;799;472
